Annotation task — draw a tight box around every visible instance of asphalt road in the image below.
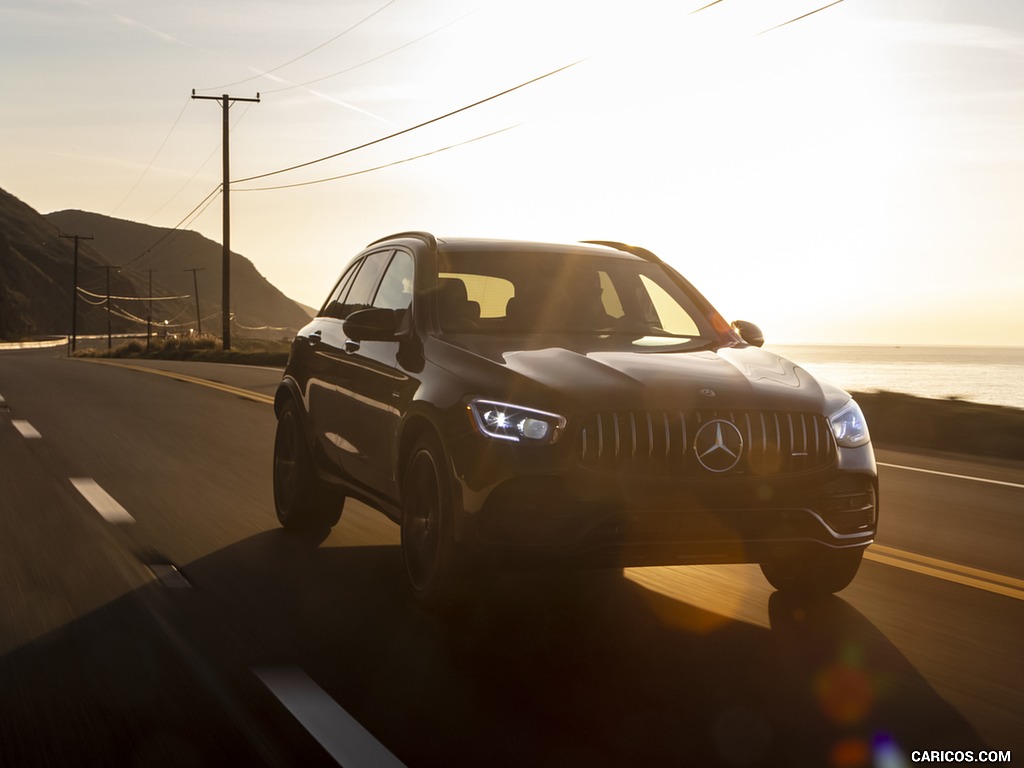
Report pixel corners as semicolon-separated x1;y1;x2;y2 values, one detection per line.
1;348;1021;767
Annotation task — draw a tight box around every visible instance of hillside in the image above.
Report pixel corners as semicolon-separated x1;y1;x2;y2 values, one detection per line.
0;187;117;339
0;184;313;341
46;209;312;340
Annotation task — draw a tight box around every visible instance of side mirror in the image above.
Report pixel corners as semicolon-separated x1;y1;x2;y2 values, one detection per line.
343;308;401;342
731;320;765;348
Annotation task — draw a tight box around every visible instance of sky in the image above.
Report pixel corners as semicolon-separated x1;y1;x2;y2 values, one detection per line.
3;0;1024;345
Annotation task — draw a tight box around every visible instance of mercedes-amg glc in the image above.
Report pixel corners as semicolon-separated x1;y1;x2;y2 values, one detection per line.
273;233;877;606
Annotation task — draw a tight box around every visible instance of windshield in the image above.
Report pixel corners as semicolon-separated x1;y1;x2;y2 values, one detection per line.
436;250;715;342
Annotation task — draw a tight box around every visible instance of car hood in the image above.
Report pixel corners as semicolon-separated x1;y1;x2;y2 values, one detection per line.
433;334;852;415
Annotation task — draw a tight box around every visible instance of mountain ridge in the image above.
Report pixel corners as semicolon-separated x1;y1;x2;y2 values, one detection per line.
0;184;312;341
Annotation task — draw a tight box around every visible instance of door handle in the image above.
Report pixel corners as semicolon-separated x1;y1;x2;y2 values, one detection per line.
308;330;323;346
344;339;360;354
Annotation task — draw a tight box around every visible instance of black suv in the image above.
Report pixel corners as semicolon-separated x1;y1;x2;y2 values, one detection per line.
273;233;877;606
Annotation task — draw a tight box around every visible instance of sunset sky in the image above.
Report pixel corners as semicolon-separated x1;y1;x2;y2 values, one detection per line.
3;0;1023;345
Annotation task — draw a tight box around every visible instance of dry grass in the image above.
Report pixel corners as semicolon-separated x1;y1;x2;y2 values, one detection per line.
73;334;291;366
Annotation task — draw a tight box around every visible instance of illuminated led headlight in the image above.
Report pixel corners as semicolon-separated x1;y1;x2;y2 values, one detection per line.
468;399;566;444
829;399;871;448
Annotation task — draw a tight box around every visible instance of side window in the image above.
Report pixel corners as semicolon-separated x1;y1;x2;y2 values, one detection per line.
320;260;361;319
332;250;392;320
372;251;414;311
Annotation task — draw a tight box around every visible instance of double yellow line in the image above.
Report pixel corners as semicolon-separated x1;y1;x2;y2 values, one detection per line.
78;358;275;405
866;544;1024;601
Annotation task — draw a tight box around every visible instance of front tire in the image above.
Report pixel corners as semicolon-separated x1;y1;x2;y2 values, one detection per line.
401;432;467;609
273;399;344;531
760;548;864;595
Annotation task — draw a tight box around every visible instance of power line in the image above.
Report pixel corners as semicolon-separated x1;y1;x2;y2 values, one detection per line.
263;6;482;95
77;286;188;301
78;293;109;307
144;101;253;223
199;0;399;91
758;0;846;34
109;97;192;218
120;185;222;271
235;125;519;192
233;59;582;185
689;0;725;14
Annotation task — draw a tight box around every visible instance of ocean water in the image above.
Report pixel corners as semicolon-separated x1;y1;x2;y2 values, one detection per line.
767;345;1024;410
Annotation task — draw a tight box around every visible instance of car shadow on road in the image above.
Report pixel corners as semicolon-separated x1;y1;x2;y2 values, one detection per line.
0;526;992;768
173;527;990;768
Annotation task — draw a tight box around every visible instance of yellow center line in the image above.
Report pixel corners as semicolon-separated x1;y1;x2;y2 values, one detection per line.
75;358;275;405
865;544;1024;601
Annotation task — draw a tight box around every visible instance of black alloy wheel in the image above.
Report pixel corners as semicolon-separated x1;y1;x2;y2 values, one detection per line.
273;399;343;531
401;432;466;609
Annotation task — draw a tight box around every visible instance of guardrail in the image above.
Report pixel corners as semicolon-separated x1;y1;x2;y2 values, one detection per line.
0;336;68;350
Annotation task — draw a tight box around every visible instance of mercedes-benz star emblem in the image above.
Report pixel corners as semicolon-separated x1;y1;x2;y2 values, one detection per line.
693;419;744;473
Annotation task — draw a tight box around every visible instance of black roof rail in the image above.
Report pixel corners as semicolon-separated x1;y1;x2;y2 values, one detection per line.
581;240;662;263
366;231;437;250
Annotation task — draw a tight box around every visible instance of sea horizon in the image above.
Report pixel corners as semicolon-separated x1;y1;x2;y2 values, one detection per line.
768;344;1024;410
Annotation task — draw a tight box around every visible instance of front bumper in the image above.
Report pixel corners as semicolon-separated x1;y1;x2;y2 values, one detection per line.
449;435;878;567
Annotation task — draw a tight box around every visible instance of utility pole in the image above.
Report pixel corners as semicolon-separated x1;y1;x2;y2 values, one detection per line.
190;89;260;351
184;267;205;336
60;232;93;355
145;269;158;352
100;265;121;350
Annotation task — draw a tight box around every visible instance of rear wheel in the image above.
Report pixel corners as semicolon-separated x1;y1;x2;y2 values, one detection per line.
273;399;344;531
401;432;468;609
760;548;864;595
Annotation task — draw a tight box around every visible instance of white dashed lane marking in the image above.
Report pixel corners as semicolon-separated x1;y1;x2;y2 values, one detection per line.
149;564;191;589
879;462;1024;490
70;478;135;524
255;667;406;768
12;420;42;439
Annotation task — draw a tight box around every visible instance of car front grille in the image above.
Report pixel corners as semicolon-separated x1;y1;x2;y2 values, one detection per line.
575;410;836;477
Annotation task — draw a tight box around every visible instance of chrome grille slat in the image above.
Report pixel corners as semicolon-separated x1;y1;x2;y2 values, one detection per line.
577;409;835;477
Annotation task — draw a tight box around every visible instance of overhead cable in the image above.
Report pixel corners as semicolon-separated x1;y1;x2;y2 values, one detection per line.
264;6;482;94
689;0;725;14
233;59;582;185
120;185;222;271
145;101;253;222
199;0;399;91
77;287;190;301
109;97;192;218
235;125;519;192
77;293;109;307
758;0;845;34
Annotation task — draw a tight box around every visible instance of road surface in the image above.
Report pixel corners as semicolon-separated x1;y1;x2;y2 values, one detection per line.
1;348;1020;766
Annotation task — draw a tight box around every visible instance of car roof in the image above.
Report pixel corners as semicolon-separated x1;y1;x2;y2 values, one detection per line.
368;232;648;261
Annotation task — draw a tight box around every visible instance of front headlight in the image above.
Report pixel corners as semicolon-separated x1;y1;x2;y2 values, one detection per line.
829;399;870;448
467;399;566;445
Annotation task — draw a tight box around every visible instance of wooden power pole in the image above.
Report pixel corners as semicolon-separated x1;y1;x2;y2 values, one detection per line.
190;90;260;350
184;267;205;336
100;265;121;350
60;232;93;355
